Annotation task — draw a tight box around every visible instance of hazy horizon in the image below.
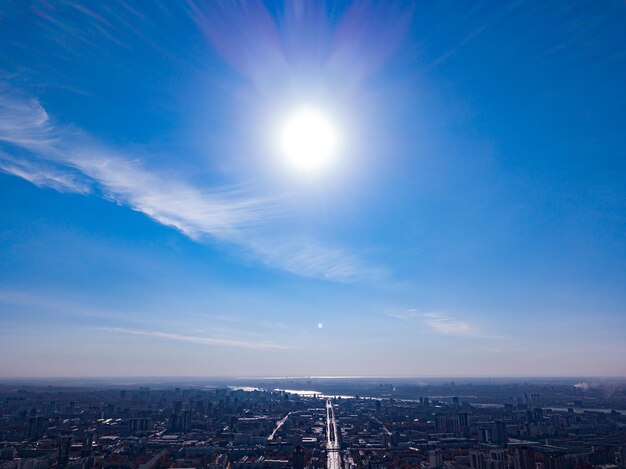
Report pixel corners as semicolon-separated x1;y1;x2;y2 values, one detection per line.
2;375;625;389
1;375;626;383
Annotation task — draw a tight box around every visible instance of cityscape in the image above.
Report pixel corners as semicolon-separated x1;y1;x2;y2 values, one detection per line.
0;378;625;469
1;1;625;469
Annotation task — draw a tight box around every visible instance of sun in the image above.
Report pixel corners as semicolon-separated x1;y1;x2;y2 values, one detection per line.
279;108;338;172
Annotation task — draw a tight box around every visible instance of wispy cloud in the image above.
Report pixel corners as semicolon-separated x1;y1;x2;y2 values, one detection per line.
0;290;286;342
246;237;387;284
387;309;486;338
0;153;91;194
96;327;291;351
199;313;288;330
200;314;245;324
0;88;383;283
0;88;57;149
0;289;132;322
193;313;290;335
420;312;478;337
65;149;282;239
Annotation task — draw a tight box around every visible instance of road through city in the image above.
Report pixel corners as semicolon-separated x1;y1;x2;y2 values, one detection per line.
326;399;341;469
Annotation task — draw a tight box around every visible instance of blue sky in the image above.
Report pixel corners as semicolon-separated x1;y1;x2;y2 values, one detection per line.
0;0;625;377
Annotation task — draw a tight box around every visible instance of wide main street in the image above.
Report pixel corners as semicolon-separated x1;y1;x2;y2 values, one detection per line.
326;399;341;469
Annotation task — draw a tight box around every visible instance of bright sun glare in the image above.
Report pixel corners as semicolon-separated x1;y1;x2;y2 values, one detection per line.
280;108;338;172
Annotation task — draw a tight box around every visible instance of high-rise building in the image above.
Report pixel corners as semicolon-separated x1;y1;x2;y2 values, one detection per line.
81;430;94;457
457;412;470;437
457;412;469;427
479;427;491;443
513;445;536;469
195;400;205;414
58;436;72;467
470;450;486;469
430;448;443;469
544;451;566;469
436;415;447;433
181;410;192;432
489;449;505;469
471;449;505;469
28;416;46;440
492;420;507;445
129;417;151;434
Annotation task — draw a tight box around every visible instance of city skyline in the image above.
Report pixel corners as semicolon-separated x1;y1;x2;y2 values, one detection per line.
1;1;625;378
2;377;625;469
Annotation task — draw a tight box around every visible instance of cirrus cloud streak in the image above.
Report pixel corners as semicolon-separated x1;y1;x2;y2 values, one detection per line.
96;326;292;351
0;87;384;284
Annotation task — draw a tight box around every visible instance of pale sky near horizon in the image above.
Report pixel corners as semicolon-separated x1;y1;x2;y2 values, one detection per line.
0;1;625;378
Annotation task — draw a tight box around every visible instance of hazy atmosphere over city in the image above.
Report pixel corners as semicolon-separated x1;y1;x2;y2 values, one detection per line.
1;0;625;378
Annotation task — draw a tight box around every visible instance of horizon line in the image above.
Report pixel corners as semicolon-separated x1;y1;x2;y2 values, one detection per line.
1;375;625;381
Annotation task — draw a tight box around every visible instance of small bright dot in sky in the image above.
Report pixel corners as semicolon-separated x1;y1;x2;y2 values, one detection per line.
318;322;324;329
280;108;338;172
